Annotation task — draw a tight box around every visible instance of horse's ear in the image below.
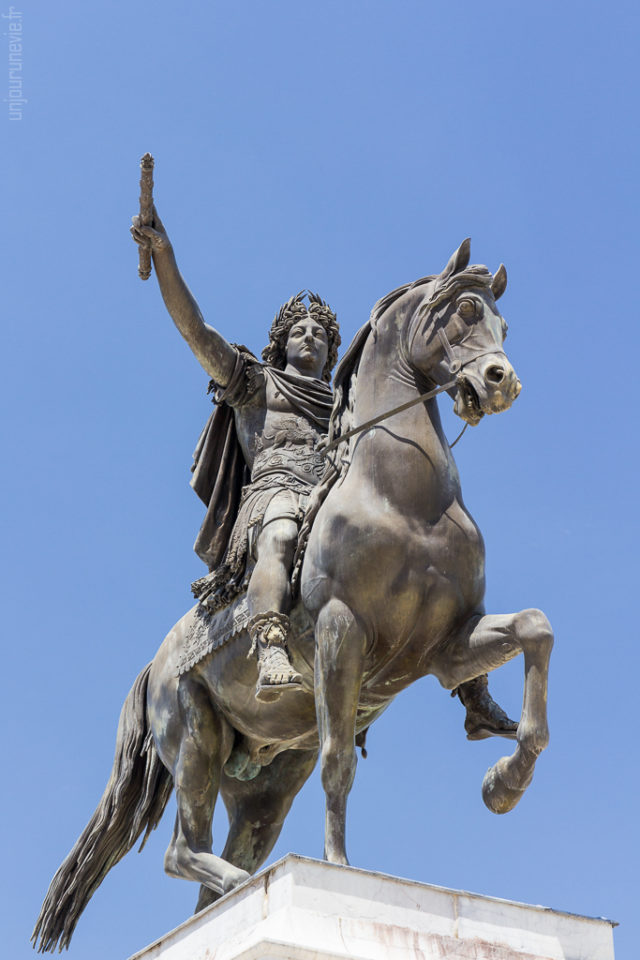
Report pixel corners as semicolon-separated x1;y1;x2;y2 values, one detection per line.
441;238;471;280
491;264;507;300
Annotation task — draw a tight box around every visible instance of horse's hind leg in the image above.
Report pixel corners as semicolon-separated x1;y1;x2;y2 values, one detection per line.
431;608;553;814
315;598;367;865
163;675;250;896
194;747;317;913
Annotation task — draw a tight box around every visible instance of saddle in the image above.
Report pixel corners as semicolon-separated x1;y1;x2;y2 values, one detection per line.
176;590;314;677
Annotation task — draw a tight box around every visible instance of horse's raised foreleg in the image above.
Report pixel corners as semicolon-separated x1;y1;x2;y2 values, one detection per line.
163;675;250;896
481;610;553;814
315;598;367;865
431;608;553;814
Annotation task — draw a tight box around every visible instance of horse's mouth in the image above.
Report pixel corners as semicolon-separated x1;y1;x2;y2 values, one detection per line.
455;378;485;425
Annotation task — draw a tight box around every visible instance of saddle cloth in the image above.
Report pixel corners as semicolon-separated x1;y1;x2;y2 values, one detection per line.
176;593;315;678
177;593;252;676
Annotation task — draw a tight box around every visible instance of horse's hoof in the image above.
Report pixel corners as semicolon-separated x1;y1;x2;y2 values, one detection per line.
221;867;251;896
482;757;528;814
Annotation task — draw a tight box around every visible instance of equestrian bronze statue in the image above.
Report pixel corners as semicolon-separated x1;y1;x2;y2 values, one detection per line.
33;204;552;952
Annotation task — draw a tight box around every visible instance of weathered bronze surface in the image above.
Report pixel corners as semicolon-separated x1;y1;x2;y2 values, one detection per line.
137;153;154;281
32;179;552;952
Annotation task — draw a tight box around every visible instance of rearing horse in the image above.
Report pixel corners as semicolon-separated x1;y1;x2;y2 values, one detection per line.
33;240;552;953
302;238;552;863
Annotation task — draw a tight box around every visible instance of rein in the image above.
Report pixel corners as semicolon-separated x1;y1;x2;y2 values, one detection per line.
323;374;459;453
323;322;495;454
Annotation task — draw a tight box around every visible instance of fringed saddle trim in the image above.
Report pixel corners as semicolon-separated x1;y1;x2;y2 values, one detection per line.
176;594;252;676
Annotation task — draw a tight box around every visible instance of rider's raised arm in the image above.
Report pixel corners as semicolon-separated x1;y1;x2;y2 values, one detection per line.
131;206;236;387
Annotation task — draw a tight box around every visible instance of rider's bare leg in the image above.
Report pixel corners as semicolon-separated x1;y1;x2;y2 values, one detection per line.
194;747;318;913
315;598;366;865
163;675;250;895
430;608;553;813
248;517;297;613
247;517;302;699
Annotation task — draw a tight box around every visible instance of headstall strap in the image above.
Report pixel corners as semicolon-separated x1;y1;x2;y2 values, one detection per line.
437;327;461;374
324;317;502;455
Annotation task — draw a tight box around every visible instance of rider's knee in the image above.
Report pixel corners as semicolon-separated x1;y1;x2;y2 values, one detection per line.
256;519;298;565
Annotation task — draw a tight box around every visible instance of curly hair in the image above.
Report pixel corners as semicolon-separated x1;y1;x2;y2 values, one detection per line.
261;291;340;382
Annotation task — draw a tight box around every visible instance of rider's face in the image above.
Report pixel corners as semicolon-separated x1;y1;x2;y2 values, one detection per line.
286;316;329;377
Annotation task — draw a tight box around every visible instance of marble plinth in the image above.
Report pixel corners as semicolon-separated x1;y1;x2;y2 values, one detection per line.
129;854;615;960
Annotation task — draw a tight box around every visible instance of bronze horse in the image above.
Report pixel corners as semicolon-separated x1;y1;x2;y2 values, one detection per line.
33;240;552;952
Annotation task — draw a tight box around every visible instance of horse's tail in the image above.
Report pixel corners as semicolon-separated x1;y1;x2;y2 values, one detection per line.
32;662;173;953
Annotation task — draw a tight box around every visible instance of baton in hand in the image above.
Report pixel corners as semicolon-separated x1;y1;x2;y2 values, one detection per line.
138;153;154;280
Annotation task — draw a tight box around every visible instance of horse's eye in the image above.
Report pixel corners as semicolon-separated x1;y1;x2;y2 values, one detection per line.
457;299;476;319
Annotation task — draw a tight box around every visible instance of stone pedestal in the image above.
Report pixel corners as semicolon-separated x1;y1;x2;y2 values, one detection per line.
129;854;615;960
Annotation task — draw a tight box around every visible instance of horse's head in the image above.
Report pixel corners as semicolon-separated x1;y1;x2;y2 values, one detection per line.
404;239;521;425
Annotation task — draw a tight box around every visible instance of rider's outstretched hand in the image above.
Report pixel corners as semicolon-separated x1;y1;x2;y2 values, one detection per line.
130;204;171;253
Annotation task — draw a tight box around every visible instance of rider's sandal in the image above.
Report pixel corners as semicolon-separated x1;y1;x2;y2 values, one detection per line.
248;611;304;702
255;645;303;701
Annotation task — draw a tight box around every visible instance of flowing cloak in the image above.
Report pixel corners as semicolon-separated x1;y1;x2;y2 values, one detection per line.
190;352;334;571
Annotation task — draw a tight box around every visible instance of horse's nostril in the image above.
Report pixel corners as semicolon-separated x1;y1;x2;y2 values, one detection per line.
485;365;504;384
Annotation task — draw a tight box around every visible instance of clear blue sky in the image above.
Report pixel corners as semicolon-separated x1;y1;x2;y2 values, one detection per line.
4;2;638;957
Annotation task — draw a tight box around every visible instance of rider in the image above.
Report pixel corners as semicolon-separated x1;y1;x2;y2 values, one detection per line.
131;208;517;734
190;289;338;701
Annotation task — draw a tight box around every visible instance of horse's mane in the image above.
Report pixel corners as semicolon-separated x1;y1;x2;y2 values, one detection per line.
328;263;492;450
330;275;438;419
369;274;437;329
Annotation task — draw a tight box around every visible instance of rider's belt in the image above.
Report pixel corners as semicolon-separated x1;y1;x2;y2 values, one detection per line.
252;443;325;484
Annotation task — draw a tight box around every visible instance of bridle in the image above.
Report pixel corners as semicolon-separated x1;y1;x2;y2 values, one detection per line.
323;315;503;454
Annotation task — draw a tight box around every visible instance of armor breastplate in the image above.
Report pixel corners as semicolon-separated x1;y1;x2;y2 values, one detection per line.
251;416;325;484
